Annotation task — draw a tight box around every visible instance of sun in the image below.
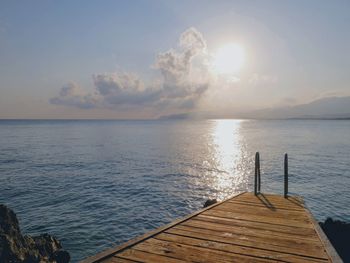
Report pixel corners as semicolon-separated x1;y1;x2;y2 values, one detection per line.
212;43;245;74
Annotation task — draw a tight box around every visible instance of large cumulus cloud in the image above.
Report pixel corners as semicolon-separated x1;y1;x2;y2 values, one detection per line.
50;27;210;113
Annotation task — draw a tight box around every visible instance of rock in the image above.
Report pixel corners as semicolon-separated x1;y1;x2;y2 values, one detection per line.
0;204;70;263
203;199;217;208
51;250;71;263
319;217;350;262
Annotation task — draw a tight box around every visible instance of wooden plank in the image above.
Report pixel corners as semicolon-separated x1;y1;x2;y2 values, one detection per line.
166;225;328;260
203;208;313;228
226;197;306;209
228;200;305;211
182;218;321;244
172;224;326;255
229;195;304;206
133;237;276;263
236;192;304;204
218;202;310;221
101;257;139;263
211;207;311;225
236;193;305;208
195;214;318;239
165;227;327;261
155;232;328;263
229;200;305;212
116;249;187;263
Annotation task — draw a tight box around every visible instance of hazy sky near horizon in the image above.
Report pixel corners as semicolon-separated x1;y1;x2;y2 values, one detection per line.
0;0;350;119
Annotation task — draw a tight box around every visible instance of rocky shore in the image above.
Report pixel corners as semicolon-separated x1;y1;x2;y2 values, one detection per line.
319;217;350;262
0;204;70;263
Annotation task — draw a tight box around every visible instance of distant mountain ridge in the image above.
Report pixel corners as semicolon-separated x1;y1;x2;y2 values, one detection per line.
243;96;350;119
157;113;190;120
157;96;350;120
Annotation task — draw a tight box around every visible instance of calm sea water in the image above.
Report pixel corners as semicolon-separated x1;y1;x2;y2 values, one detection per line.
0;119;349;262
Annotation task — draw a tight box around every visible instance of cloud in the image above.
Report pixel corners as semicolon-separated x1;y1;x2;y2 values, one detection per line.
50;27;210;114
314;90;350;101
50;82;98;109
93;72;160;107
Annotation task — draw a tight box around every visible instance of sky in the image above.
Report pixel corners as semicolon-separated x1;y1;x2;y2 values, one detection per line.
0;0;349;119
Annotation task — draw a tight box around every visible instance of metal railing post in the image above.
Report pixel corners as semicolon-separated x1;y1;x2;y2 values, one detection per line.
284;153;288;198
257;152;261;193
254;152;258;195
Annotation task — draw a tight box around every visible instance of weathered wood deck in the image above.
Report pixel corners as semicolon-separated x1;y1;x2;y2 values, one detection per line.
82;192;342;263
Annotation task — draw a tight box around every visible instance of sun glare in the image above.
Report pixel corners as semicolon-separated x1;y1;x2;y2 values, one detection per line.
212;43;245;74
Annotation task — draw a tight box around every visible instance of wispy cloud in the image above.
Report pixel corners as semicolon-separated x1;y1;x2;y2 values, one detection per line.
50;27;210;114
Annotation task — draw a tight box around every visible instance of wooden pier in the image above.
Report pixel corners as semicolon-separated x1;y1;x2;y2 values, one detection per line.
82;192;341;263
82;153;342;262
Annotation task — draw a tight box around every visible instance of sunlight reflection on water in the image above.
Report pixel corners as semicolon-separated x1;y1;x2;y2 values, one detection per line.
211;120;243;200
196;119;250;201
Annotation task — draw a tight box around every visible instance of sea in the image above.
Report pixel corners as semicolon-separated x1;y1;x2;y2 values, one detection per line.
0;119;349;262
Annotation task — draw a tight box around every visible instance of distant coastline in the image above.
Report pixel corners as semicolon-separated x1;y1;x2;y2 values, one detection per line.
157;96;350;121
0;117;350;121
1;95;350;121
